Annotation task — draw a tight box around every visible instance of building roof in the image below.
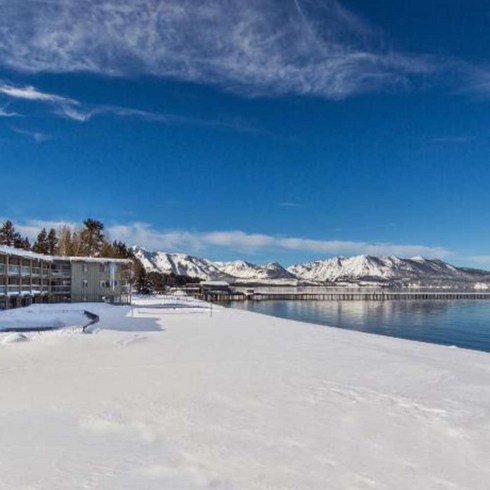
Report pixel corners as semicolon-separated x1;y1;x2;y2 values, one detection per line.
0;245;132;264
200;281;230;287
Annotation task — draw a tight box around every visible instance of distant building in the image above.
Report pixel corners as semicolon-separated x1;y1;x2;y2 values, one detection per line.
0;245;132;310
199;281;231;293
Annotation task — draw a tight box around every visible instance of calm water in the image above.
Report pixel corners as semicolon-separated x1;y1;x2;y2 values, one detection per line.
229;300;490;353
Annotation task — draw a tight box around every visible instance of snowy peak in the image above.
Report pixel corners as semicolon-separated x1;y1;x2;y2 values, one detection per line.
133;248;295;282
288;255;482;285
133;247;231;281
213;260;296;280
134;248;490;286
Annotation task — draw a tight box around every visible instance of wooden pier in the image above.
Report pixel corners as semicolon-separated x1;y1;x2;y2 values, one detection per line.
198;290;490;303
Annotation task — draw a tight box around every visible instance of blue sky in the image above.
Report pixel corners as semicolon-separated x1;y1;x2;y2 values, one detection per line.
1;0;490;267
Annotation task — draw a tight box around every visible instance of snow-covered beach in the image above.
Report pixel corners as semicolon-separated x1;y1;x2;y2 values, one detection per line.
1;297;489;489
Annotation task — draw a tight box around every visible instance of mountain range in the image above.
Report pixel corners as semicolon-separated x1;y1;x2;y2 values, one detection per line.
134;247;490;287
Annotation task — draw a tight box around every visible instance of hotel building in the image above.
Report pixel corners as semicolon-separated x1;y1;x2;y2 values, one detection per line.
0;245;132;310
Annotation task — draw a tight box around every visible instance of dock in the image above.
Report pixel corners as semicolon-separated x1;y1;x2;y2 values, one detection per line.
197;290;490;303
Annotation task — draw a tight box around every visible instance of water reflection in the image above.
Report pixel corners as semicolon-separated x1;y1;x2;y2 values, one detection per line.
230;300;490;353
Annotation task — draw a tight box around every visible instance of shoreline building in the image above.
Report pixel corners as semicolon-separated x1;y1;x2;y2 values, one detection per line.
0;245;132;310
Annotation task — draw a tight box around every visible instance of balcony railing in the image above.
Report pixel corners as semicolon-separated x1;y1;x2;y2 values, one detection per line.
7;285;20;294
50;271;71;278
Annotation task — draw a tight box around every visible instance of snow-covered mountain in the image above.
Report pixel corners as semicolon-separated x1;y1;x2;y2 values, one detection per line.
213;260;296;281
134;247;490;286
288;255;488;286
134;247;232;281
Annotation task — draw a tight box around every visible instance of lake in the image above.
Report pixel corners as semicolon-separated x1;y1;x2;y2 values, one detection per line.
229;299;490;353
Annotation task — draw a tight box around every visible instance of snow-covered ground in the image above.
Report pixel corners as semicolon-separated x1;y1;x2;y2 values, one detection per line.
0;306;90;333
0;296;489;489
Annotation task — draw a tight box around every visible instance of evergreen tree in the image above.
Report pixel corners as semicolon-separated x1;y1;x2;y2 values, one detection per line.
134;261;153;294
47;228;59;255
112;240;133;259
17;236;31;250
32;228;49;254
0;220;23;247
80;218;105;256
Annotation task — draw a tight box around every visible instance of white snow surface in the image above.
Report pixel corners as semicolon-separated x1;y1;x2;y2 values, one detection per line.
1;296;489;489
0;306;89;331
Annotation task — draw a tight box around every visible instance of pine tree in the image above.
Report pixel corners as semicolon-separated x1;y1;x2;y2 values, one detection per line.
81;219;105;256
17;236;31;250
0;220;23;247
47;228;59;255
32;228;49;254
134;260;153;294
112;240;130;258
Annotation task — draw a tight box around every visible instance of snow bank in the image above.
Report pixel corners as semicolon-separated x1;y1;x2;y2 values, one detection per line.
0;296;489;489
1;332;29;344
0;305;89;332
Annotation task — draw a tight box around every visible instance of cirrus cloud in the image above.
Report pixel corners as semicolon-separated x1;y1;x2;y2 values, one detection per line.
0;0;436;99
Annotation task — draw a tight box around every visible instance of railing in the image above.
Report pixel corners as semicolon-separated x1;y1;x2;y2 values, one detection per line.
50;271;71;277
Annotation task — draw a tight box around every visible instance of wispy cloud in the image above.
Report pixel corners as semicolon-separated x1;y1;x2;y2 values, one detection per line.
0;80;255;131
0;102;18;118
278;202;305;208
59;104;255;131
11;219;78;238
0;80;82;120
0;83;72;103
9;218;452;258
106;222;451;258
0;0;437;99
11;126;50;143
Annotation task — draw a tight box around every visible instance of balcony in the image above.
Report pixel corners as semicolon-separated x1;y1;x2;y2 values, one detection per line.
8;265;20;275
50;270;71;278
7;285;20;295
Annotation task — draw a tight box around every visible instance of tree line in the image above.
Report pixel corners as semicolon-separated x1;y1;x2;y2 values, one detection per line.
0;218;199;293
